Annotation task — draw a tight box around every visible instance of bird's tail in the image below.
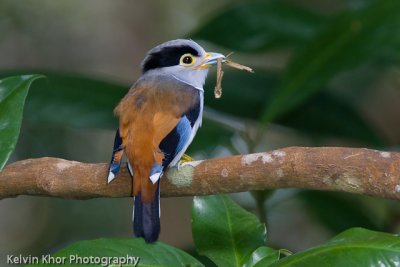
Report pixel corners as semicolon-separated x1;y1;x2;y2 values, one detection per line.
133;182;160;243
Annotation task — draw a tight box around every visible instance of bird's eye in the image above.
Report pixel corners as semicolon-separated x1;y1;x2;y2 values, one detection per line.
183;56;192;64
180;54;195;66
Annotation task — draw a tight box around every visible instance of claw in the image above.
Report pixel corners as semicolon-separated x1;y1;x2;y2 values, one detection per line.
178;154;194;170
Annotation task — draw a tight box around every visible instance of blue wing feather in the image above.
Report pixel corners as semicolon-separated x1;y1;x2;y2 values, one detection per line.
159;116;193;167
174;117;193;156
159;95;201;168
107;129;124;183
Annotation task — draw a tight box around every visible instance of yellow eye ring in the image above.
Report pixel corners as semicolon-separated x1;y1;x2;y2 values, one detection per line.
180;54;195;66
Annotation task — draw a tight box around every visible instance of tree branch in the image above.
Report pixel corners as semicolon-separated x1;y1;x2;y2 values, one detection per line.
1;147;399;200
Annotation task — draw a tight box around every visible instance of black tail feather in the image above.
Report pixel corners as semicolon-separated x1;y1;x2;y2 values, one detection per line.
133;183;160;243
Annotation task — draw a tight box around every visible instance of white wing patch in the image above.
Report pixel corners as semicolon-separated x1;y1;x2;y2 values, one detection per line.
149;172;163;184
107;172;116;184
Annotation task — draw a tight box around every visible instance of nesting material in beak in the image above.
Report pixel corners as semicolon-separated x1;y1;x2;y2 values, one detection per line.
214;57;254;99
214;58;224;98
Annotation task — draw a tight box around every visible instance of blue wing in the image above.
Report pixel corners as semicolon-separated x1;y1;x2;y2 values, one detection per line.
107;128;124;183
161;116;192;164
161;100;201;167
148;101;201;184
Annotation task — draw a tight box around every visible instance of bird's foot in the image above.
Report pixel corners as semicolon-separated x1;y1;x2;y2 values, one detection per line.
177;154;194;169
180;153;194;163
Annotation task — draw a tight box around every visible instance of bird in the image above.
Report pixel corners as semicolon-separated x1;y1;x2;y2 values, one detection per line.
107;39;225;243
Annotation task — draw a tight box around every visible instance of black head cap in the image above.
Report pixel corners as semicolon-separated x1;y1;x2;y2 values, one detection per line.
141;39;205;73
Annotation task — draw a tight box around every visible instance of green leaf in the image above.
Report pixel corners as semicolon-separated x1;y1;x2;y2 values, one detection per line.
244;247;280;267
192;195;267;267
0;71;127;129
28;238;204;267
270;228;400;266
262;0;400;122
0;75;43;171
192;1;326;52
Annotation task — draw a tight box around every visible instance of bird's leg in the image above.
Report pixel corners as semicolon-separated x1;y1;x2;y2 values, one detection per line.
180;153;194;163
177;154;194;170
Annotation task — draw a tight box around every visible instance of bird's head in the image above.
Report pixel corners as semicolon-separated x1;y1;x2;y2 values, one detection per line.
141;39;225;89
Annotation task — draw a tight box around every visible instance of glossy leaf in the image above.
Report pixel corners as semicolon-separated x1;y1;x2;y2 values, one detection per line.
270;228;400;266
0;75;43;171
192;2;326;52
262;0;400;122
28;238;204;267
244;247;280;267
0;71;127;129
192;195;267;267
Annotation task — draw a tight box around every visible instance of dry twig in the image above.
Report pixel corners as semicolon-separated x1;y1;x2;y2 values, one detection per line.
225;60;254;73
213;57;254;98
214;58;224;98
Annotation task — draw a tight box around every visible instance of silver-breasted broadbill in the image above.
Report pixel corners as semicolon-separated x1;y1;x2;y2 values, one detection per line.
106;39;225;243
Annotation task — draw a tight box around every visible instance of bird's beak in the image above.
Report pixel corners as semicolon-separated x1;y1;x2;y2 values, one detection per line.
198;52;226;69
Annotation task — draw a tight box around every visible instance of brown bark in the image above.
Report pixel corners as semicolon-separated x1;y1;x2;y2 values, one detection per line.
1;147;399;200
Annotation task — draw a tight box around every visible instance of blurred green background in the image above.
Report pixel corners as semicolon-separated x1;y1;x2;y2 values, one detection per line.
1;0;400;265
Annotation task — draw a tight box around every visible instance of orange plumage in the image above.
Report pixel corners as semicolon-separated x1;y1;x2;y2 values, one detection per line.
114;76;197;203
